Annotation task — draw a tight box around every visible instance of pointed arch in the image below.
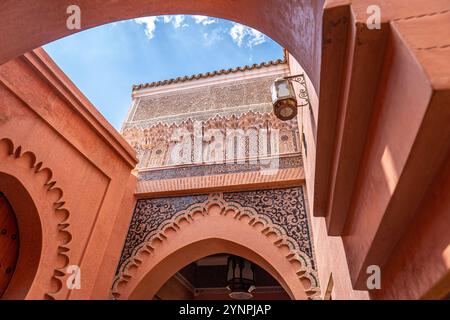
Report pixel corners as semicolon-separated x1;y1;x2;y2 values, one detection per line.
0;138;72;299
112;194;320;300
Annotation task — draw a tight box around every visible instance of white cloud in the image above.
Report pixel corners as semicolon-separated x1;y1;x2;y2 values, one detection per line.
134;17;159;39
203;28;224;47
192;15;218;25
248;29;266;47
133;16;266;48
229;23;266;48
229;23;245;47
134;15;189;40
162;15;187;28
173;15;186;28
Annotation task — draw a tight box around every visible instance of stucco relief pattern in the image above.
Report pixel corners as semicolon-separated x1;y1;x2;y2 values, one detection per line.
223;187;314;264
122;66;299;175
113;187;319;299
117;194;209;268
123;110;300;171
131;75;283;121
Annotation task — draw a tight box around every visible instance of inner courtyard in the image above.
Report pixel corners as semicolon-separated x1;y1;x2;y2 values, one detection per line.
0;0;449;301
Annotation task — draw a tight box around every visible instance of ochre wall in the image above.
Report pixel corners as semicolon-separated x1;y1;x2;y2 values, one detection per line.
0;49;137;299
372;152;450;300
155;277;194;300
288;53;369;300
288;9;450;297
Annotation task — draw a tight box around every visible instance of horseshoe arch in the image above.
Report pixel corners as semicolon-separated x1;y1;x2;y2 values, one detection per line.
112;194;320;300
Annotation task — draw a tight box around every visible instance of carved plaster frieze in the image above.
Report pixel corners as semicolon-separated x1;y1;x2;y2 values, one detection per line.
122;109;300;171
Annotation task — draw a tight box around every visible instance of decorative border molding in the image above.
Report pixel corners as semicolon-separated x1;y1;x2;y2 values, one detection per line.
137;154;303;181
135;166;305;198
21;50;137;168
123;103;276;129
123;107;300;172
112;189;320;300
0;138;72;300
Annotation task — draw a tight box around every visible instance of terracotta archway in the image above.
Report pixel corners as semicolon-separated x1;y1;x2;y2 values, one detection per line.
0;0;325;90
112;196;320;300
0;138;72;299
129;239;300;300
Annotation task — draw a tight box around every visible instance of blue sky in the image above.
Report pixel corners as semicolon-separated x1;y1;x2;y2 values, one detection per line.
44;15;283;129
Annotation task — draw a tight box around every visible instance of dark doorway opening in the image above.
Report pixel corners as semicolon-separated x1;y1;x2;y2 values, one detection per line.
155;254;290;300
0;193;20;298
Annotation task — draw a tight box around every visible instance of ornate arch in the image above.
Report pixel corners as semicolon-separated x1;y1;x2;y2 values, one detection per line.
112;191;320;300
0;138;72;299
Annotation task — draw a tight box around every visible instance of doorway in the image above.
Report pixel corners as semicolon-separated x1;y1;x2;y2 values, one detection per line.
155;254;290;300
0;193;20;298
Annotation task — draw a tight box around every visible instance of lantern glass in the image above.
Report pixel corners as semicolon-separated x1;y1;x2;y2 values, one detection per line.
271;78;298;121
271;78;295;102
242;261;252;279
226;256;256;300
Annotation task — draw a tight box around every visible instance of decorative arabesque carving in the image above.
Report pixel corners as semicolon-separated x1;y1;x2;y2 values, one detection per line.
112;187;320;300
223;188;314;263
130;73;284;122
0;138;72;300
122;110;300;172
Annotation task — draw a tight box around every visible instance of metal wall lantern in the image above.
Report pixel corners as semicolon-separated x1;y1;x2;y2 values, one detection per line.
226;255;256;300
271;74;310;121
